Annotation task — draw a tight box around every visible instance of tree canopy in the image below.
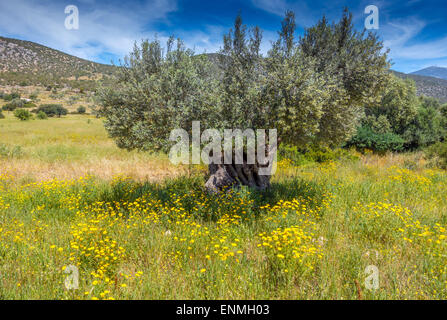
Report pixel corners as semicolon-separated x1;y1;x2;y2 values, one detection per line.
99;9;391;156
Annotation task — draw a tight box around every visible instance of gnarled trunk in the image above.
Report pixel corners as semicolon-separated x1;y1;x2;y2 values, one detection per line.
204;146;275;193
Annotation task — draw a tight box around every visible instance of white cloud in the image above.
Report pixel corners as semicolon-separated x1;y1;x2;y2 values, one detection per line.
383;18;447;60
0;0;178;63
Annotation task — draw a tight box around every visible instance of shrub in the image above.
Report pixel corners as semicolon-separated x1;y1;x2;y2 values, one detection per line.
77;106;86;114
12;92;21;99
279;144;360;166
425;142;447;169
36;111;48;120
35;104;68;117
23;102;37;109
29;93;39;101
2;98;24;112
0;111;4;119
346;126;405;153
0;143;23;158
2;104;15;112
403;105;446;149
13;108;32;121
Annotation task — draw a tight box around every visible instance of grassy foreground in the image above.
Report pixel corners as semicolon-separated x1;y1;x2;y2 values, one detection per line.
0;115;446;299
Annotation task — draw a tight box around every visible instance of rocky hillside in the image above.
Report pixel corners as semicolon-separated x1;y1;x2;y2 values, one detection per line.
393;70;447;103
0;36;116;88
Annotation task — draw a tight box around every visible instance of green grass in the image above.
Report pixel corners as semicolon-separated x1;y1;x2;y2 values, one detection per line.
0;113;183;181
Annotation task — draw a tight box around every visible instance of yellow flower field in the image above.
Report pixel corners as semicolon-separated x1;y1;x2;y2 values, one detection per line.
0;115;446;299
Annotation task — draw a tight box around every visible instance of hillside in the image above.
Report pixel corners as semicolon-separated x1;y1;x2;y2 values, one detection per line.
0;36;116;89
393;70;447;103
1;36;447;102
411;66;447;80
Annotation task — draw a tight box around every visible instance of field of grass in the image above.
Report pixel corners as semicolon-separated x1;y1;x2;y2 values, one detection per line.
0;114;446;299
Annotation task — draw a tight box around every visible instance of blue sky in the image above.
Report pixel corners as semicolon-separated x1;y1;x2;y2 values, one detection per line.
0;0;446;73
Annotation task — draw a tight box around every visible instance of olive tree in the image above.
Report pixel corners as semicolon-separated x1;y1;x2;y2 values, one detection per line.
98;37;220;153
98;10;390;192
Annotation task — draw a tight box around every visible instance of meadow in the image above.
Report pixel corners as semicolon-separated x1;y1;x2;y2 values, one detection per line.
0;113;446;300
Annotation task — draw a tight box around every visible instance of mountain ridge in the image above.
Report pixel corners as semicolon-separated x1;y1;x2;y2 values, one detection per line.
0;36;116;88
410;66;447;80
0;36;446;102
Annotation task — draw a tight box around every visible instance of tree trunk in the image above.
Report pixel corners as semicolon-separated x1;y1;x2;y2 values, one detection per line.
204;147;275;193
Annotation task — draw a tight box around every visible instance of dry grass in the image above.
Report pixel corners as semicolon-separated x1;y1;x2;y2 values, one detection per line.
0;113;186;182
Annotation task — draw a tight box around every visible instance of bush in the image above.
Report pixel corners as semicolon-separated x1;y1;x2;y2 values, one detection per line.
36;111;48;120
425;142;447;169
2;104;14;112
29;93;39;101
2;92;20;101
0;111;4;119
279;144;360;166
403;105;446;149
346;126;405;153
77;106;86;114
13;108;32;121
35;104;68;117
0;143;23;158
2;98;24;112
23;102;37;109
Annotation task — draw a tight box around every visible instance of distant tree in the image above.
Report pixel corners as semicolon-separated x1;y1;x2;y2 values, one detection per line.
36;111;48;120
404;100;445;148
29;92;39;101
77;106;86;114
2;99;24;112
349;78;446;151
36;104;68;118
364;77;419;137
14;109;32;121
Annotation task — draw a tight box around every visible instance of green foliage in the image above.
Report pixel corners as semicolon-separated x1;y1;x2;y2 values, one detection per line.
365;77;419;136
351;77;447;152
13;108;32;121
346;126;405;153
404;103;445;148
425;142;447;169
98;36;220;152
2;92;20;101
29;92;39;101
0;143;23;158
2;98;24;111
35;104;68;117
2;104;15;112
36;111;48;120
23;102;37;109
77;106;86;114
99;10;390;155
299;9;391;114
279;144;360;165
0;111;4;119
